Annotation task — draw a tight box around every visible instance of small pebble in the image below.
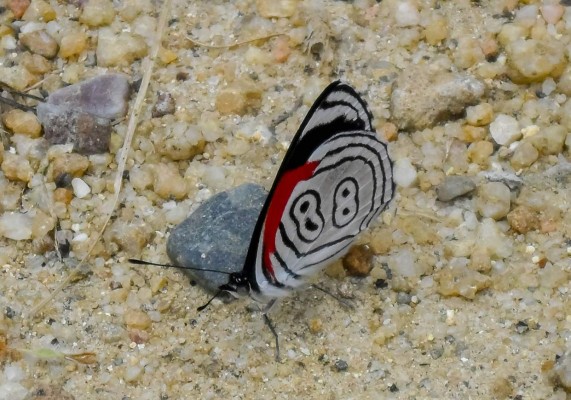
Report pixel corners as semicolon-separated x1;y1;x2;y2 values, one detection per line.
396;292;412;305
391;65;485;130
1;153;33;182
334;359;349;372
511;141;539;170
394;1;420;27
436;265;491;299
515;320;529;334
467;141;494;165
465;103;494;126
21;0;55;21
393;158;417;188
342;245;373;276
476;182;511;220
152;91;176;118
96;29;148;67
215;83;262;116
50;153;90;181
506;38;566;84
80;0;116;27
124;310;152;330
19;30;58;58
527;125;567;156
71;177;91;198
256;0;298;18
59;31;88;59
0;212;33;240
8;0;31;19
20;53;51;74
436;176;476;202
1;109;41;138
507;206;539;234
541;4;564;25
151;164;188;200
489;114;521;146
0;66;37;91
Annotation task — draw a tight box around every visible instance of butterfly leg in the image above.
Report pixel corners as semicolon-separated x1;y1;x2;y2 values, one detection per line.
311;284;355;309
262;299;280;362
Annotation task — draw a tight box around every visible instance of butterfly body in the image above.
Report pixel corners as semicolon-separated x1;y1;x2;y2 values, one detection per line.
220;81;395;303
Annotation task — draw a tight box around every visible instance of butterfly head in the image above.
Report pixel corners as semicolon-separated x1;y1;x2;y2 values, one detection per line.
219;272;251;298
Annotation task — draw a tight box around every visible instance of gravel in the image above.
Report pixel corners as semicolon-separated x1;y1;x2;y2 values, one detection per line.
1;0;570;399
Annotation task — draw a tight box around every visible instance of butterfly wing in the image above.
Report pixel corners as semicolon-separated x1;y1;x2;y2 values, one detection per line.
243;82;394;300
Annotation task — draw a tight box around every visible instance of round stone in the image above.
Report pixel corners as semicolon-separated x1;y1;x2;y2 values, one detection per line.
476;182;511;220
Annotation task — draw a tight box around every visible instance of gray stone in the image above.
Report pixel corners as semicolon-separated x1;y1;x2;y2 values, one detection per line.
391;65;485;131
37;74;130;154
436;176;476;202
167;183;268;293
44;73;130;119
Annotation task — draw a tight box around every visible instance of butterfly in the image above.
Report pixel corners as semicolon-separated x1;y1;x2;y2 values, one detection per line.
132;81;395;359
218;81;394;300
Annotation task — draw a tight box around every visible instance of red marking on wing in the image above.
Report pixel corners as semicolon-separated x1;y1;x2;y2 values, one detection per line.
262;161;319;281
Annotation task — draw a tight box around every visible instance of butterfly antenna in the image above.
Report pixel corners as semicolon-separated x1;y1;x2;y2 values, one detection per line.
128;258;232;275
197;290;222;312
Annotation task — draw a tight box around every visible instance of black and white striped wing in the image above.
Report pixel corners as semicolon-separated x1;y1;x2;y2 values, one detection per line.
243;81;394;301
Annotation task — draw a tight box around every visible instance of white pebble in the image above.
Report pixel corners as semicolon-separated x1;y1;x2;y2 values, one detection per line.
72;177;91;198
395;1;420;27
3;364;24;382
0;382;28;400
393;158;417;188
541;78;557;96
489;114;521;146
124;365;143;382
0;212;33;241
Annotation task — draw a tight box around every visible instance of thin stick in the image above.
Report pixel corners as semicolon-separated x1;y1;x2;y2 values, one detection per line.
186;33;284;49
0;96;36;112
28;1;171;318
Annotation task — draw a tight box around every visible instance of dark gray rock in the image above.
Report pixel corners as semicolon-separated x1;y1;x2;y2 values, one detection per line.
37;74;130;154
436;176;476;202
167;183;268;293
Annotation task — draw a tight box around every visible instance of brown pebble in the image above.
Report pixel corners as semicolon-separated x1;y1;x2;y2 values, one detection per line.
379;122;398;142
342;244;374;276
124;310;152;330
20;30;59;59
215;83;262;116
1;153;34;182
53;187;74;204
308;318;323;334
128;328;149;344
59;31;88;59
491;376;514;399
507;206;539;234
8;0;30;19
1;109;42;137
50;153;90;181
20;52;52;74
